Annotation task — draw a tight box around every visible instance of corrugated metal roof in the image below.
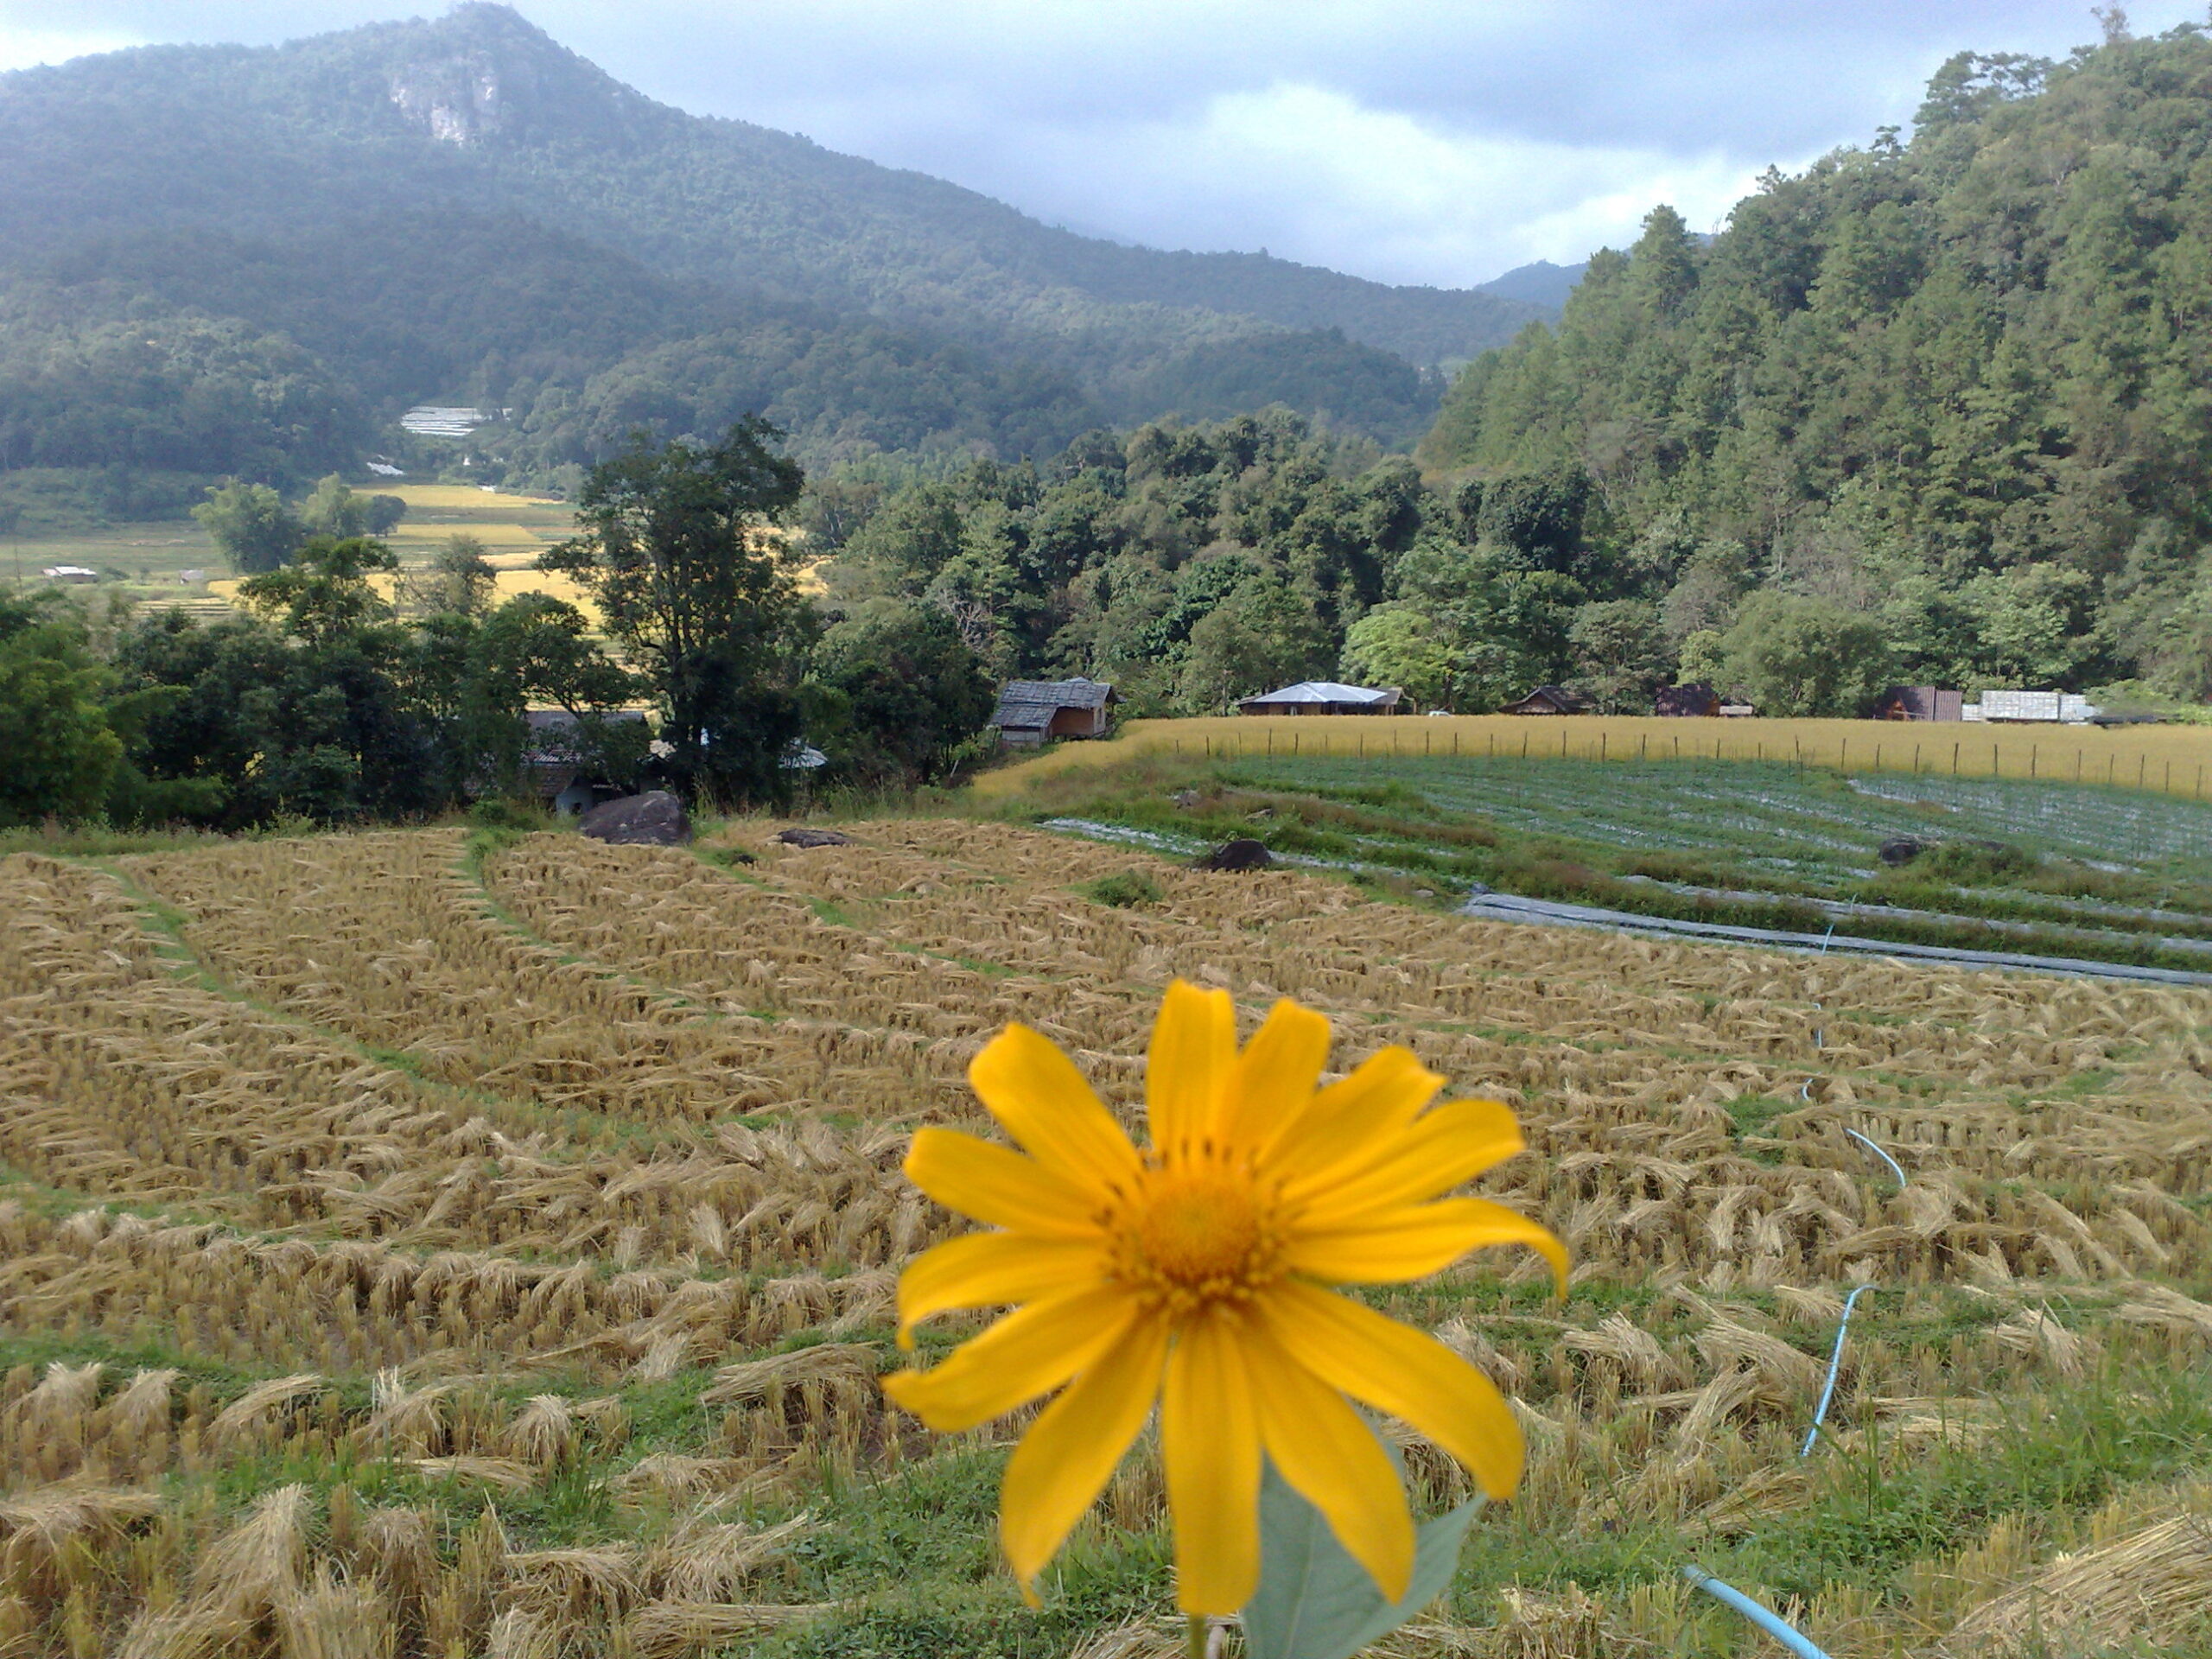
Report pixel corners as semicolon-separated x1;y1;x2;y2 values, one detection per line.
990;677;1116;726
1238;682;1397;705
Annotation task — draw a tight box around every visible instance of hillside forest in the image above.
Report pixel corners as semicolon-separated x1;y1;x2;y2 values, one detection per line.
807;21;2212;722
0;1;1528;526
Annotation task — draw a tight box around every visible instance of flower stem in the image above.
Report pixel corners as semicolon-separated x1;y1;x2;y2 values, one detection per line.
1185;1613;1207;1659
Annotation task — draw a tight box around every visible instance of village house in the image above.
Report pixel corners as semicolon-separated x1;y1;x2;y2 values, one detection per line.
1235;681;1404;715
988;678;1116;747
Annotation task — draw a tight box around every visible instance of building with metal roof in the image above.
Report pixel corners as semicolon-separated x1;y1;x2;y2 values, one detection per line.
1234;682;1403;715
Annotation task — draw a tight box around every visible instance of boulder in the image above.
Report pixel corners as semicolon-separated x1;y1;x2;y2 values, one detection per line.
1878;836;1924;867
578;791;690;847
1194;838;1273;873
776;827;853;849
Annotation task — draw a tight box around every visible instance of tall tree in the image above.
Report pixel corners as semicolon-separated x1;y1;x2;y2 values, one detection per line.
542;419;808;804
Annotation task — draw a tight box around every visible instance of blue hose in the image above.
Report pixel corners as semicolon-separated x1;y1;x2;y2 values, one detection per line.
1845;1128;1908;1188
1682;1566;1834;1658
1801;1282;1874;1456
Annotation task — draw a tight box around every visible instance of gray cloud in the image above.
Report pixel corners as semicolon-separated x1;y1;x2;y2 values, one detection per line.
3;2;2202;285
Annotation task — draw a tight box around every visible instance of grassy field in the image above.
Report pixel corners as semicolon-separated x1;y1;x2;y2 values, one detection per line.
3;481;598;619
2;818;2212;1656
979;716;2212;804
982;743;2212;973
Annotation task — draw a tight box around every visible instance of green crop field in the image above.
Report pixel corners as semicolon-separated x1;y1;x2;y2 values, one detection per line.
988;748;2212;975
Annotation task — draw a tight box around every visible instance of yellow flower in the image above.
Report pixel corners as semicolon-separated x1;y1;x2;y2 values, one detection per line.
881;980;1566;1616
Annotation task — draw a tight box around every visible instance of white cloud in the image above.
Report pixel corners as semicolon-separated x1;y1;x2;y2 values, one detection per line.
1038;81;1776;283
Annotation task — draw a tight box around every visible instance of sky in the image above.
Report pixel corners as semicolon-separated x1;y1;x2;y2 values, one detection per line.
0;2;2203;289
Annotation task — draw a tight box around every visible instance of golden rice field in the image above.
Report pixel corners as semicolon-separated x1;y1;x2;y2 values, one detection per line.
4;819;2212;1656
976;715;2212;802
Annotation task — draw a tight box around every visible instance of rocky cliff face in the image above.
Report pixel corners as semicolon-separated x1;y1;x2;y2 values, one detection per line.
388;50;518;144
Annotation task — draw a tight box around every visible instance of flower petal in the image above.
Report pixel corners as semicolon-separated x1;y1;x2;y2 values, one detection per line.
1244;1325;1414;1602
1217;998;1332;1153
969;1024;1143;1198
1262;1046;1443;1187
1146;980;1236;1157
880;1283;1137;1432
1161;1308;1262;1615
1283;1197;1568;1290
895;1231;1110;1349
1261;1281;1524;1500
906;1128;1103;1239
999;1314;1168;1605
1287;1098;1525;1220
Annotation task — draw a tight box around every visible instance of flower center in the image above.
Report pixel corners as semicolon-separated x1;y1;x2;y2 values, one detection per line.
1114;1165;1282;1314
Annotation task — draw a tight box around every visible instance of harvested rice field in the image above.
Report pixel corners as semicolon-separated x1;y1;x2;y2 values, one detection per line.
3;818;2212;1656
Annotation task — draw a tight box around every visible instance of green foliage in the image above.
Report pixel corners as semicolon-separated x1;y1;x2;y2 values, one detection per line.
1243;1463;1480;1659
804;605;996;787
191;480;304;575
545;420;808;806
0;594;124;825
822;412;1446;715
1077;869;1164;909
1418;23;2212;707
1713;592;1892;716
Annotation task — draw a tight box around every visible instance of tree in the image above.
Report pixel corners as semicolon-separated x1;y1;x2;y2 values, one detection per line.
239;536;398;649
404;534;499;617
1339;603;1455;710
805;606;995;785
1714;592;1891;716
192;480;303;575
302;475;371;540
0;595;122;824
1176;574;1332;713
1567;599;1671;712
541;419;808;804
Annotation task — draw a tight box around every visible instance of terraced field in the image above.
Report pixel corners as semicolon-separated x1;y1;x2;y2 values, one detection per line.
3;821;2212;1656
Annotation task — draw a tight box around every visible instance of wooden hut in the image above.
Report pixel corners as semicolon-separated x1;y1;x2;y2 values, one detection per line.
988;678;1116;747
1653;683;1721;717
1501;686;1591;715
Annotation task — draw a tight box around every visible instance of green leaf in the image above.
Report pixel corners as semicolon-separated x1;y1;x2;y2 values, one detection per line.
1241;1454;1483;1659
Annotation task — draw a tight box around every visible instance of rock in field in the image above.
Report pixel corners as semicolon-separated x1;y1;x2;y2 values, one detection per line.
1878;836;1925;867
1194;838;1273;872
776;827;854;849
579;791;691;846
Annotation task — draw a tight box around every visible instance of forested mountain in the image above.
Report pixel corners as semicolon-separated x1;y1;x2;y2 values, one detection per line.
1417;21;2212;707
0;3;1533;495
812;22;2212;721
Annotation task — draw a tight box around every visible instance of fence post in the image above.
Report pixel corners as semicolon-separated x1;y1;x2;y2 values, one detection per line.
1875;743;1883;772
2031;743;2037;779
1952;742;1959;776
1913;743;1921;775
1522;732;1530;760
1840;737;1847;772
1601;732;1608;761
2139;755;2147;790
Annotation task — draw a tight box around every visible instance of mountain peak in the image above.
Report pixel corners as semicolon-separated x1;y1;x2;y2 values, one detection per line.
363;3;660;147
